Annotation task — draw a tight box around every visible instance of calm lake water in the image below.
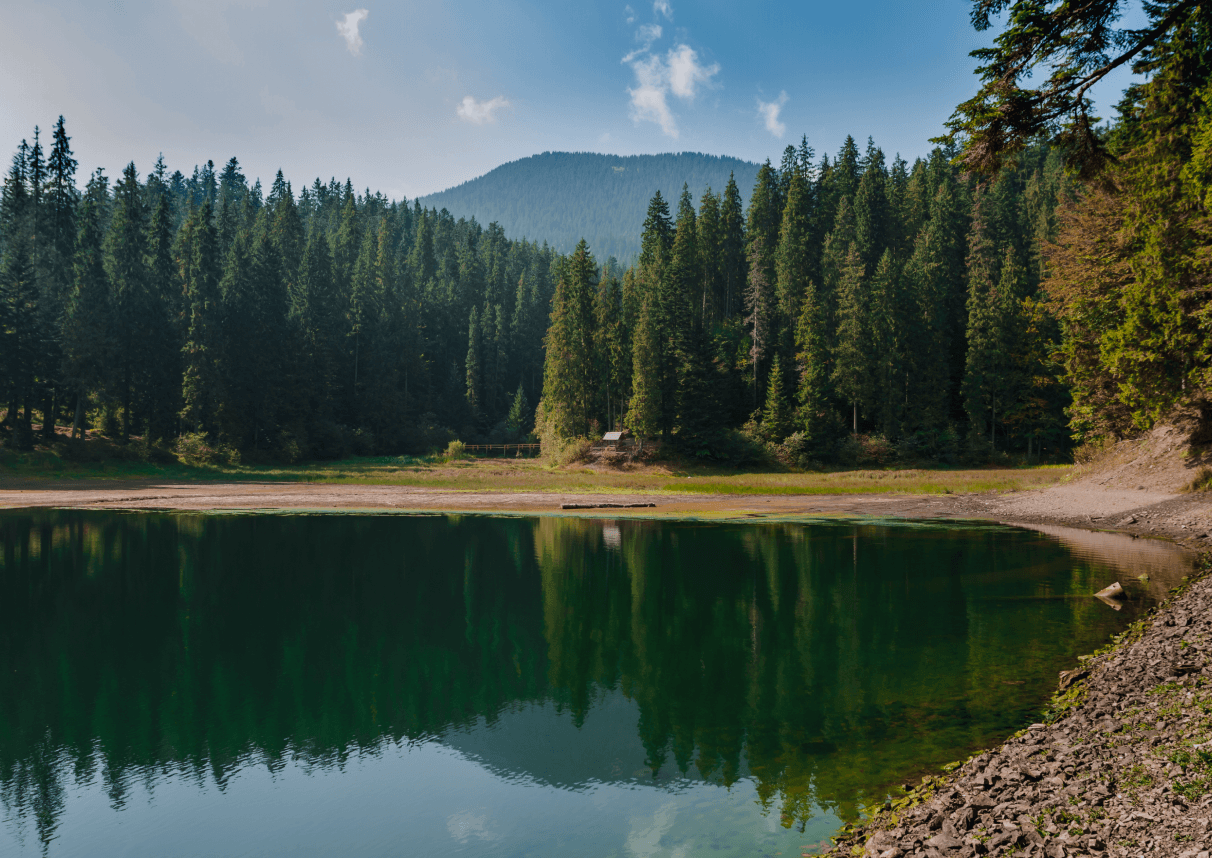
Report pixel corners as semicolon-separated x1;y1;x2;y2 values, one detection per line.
0;510;1184;857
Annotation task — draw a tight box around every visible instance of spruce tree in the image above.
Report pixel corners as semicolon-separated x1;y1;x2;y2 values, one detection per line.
761;353;792;442
104;162;150;442
719;173;746;319
62;169;110;439
465;305;483;418
540;240;597;438
831;243;870;433
179;201;222;433
626;294;661;442
793;277;835;446
505;382;530;440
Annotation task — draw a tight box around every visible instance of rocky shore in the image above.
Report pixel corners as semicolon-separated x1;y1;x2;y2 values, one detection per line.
827;556;1212;858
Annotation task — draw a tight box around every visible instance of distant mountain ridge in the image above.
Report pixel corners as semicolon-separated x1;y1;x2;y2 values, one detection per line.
417;151;761;262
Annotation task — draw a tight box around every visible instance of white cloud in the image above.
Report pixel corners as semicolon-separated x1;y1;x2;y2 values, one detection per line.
624;4;636;24
757;91;788;138
667;44;717;101
336;9;368;55
627;54;677;137
624;43;718;137
653;0;673;21
457;95;511;124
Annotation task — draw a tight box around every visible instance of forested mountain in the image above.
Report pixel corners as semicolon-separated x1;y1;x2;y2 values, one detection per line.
418;152;760;262
0;126;560;459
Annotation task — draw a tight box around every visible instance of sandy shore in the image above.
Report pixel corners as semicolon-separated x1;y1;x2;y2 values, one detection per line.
0;476;1207;549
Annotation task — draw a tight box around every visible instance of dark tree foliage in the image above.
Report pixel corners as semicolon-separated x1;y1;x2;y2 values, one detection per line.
538;136;1075;462
0;121;560;458
941;0;1203;177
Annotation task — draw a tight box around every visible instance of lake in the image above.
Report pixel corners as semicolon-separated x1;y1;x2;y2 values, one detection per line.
0;510;1187;857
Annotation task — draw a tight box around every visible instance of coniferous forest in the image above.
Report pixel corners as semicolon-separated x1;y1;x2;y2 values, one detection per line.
0;129;562;460
1;2;1209;466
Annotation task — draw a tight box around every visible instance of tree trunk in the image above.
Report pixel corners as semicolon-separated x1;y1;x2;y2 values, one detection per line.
72;390;84;440
122;363;132;444
43;389;56;439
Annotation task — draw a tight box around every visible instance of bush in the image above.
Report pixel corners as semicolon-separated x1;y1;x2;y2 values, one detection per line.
1073;435;1116;465
443;440;468;462
174;433;239;467
1185;467;1212;493
837;434;897;467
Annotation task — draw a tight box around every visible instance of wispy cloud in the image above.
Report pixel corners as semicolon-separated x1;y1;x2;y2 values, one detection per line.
627;55;676;137
667;44;717;101
625;45;718;137
336;9;369;55
624;4;636;24
622;23;662;63
757;91;788;138
653;0;673;21
457;95;511;124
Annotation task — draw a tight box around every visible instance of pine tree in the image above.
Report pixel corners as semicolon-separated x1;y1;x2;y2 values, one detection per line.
662;186;700;438
744;236;774;409
505;381;530;440
1;141;37;438
540;240;597;438
775;159;813;331
465;305;483;418
853;142;889;274
793;277;834;445
902;179;965;435
964;245;1025;451
179;201;222;433
104;162;150;442
143;190;182;441
831;243;870;433
745;161;782;321
719;173;746;319
696;187;722;327
761;353;792;442
62;169;110;439
867;249;904;435
626;294;661;442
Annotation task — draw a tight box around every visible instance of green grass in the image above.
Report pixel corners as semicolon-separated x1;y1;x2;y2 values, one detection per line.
0;444;1071;498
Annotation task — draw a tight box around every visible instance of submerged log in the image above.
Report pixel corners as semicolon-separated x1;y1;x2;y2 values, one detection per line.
560;502;656;510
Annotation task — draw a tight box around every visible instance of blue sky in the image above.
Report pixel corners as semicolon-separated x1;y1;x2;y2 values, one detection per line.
0;1;1143;199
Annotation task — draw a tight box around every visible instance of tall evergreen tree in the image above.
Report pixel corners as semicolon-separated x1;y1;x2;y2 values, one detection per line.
540;240;597;438
104;163;150;442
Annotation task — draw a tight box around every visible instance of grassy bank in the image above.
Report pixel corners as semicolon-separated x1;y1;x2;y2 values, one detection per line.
0;445;1070;496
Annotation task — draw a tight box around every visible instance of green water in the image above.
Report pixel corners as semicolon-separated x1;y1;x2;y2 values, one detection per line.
0;511;1165;857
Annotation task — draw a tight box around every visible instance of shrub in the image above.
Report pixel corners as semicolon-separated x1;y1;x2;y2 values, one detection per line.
1073;435;1115;465
174;433;239;467
837;434;897;467
443;440;468;462
1185;466;1212;493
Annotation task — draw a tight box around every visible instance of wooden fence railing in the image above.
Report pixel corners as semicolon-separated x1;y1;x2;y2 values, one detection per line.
461;443;542;458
